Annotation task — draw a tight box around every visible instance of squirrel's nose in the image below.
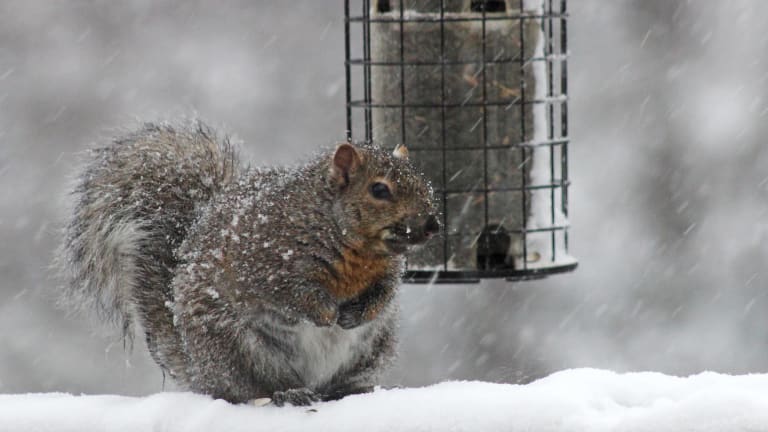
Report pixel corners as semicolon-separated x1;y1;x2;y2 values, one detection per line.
423;214;440;237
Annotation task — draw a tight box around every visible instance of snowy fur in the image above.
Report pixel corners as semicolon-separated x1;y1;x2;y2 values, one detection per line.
60;121;238;338
61;217;146;331
59;121;434;405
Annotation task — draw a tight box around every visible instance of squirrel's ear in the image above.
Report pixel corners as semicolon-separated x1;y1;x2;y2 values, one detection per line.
330;143;363;187
393;144;409;160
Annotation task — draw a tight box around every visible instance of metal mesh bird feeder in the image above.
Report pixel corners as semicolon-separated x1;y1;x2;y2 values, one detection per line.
344;0;577;283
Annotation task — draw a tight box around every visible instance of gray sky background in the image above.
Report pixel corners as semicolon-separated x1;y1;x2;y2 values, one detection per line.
1;1;768;396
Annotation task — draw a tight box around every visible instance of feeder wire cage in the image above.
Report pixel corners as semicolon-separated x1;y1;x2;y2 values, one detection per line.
344;0;576;283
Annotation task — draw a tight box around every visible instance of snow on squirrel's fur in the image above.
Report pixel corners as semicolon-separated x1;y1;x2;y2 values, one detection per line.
3;369;768;432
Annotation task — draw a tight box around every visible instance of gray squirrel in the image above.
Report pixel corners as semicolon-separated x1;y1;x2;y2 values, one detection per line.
59;121;439;406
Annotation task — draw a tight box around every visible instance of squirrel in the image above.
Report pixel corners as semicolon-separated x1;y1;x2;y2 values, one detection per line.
59;121;439;406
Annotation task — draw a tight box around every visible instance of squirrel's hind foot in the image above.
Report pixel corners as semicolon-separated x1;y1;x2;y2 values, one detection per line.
271;388;322;407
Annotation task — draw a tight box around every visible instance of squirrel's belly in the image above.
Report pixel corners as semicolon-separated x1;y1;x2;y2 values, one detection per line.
290;322;371;388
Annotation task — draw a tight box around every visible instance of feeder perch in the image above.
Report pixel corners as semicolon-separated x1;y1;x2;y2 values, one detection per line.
344;0;576;283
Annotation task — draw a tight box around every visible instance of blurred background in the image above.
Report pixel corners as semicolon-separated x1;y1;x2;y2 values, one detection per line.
1;0;767;395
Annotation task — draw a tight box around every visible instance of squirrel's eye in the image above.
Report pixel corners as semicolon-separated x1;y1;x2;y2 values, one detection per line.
370;182;392;200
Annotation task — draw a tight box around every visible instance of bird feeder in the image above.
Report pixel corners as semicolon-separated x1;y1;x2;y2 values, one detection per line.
344;0;576;283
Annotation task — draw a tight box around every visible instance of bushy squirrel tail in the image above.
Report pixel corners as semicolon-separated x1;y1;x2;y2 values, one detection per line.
59;121;239;340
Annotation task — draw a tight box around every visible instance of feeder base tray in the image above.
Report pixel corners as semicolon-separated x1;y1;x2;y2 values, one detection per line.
403;261;578;284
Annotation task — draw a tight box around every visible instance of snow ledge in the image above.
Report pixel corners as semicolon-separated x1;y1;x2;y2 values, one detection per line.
3;368;768;432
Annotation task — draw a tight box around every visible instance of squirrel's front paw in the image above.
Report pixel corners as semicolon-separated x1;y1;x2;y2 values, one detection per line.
271;388;321;407
304;291;338;327
337;300;365;329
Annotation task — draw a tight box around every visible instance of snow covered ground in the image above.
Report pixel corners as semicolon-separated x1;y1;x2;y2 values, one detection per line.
2;369;768;432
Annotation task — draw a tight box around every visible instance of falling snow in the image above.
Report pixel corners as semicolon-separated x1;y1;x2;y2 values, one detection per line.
1;5;767;430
